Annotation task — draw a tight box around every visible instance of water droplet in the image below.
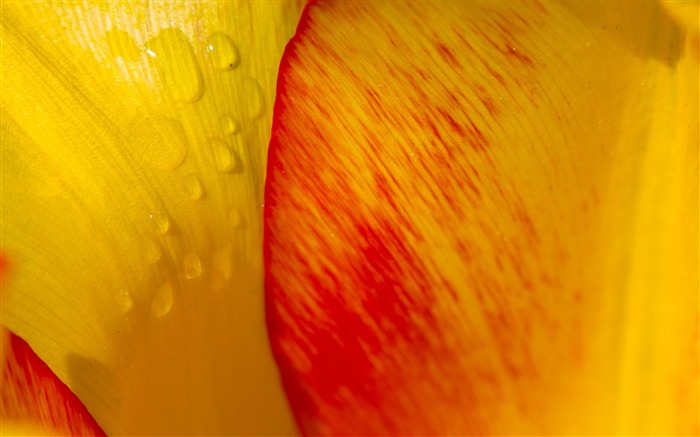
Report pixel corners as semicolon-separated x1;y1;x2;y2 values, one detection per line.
212;245;233;280
205;137;240;173
106;29;140;62
146;28;203;102
228;208;243;228
240;77;265;119
118;289;134;313
131;116;187;170
205;32;239;71
151;282;174;318
183;252;202;278
220;114;239;135
182;174;204;200
149;211;171;234
143;237;162;263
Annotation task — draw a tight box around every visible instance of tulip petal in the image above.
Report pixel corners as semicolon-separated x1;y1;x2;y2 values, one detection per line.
1;1;305;434
1;333;105;436
265;1;698;435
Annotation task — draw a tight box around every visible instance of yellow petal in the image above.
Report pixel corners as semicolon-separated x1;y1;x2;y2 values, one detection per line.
660;0;700;34
1;1;305;434
1;422;53;437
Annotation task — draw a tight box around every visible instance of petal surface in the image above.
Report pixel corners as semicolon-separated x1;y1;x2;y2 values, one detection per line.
1;1;305;434
265;1;698;435
1;334;105;436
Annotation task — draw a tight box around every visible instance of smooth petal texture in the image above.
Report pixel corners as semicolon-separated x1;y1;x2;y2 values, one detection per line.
1;1;305;434
265;1;698;435
1;334;105;436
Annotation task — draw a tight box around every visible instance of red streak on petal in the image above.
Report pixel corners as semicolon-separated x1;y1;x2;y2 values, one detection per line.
435;43;460;69
1;333;106;436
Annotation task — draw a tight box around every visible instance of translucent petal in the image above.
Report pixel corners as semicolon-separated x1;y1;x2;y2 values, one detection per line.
1;1;306;434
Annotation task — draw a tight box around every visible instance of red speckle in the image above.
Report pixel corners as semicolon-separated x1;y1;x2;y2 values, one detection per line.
426;117;444;143
514;207;538;243
506;43;534;66
435;43;460;68
481;96;498;116
475;26;535;68
464;117;489;153
436;107;466;136
482;60;507;87
0;252;10;283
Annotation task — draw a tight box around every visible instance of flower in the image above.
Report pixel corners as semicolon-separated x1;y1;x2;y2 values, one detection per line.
2;0;699;436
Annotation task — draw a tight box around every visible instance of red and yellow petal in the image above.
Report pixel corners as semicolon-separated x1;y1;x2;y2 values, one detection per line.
1;334;105;436
1;254;102;435
265;2;698;435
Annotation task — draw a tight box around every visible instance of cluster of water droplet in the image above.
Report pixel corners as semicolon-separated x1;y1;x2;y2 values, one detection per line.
105;26;255;319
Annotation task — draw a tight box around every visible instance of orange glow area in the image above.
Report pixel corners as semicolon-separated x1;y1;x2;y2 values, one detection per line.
265;1;698;435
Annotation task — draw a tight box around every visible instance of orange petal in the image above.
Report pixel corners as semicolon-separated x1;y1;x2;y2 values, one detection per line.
264;1;698;435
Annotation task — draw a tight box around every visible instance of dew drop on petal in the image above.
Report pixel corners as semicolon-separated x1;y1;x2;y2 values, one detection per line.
210;245;233;290
182;174;204;200
146;28;203;103
220;113;239;135
106;29;140;62
212;245;233;281
205;33;239;71
143;236;162;264
205;137;239;173
241;77;265;119
183;252;203;279
151;282;174;318
149;211;171;234
131;116;187;170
